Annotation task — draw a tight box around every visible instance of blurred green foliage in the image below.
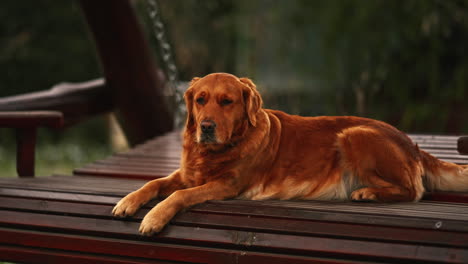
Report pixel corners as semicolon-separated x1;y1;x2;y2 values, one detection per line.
311;0;468;132
0;0;100;96
157;0;468;133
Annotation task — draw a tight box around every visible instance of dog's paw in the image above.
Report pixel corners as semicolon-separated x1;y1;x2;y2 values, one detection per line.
139;211;168;236
351;188;378;202
112;192;144;217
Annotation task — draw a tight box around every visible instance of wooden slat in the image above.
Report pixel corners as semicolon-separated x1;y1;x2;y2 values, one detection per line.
0;228;367;264
116;152;182;159
1;209;467;263
0;176;144;196
424;192;468;204
100;156;181;165
0;245;166;264
1;192;468;241
410;134;468;165
74;167;170;179
90;160;179;171
0;188;120;204
0;185;466;234
409;134;462;140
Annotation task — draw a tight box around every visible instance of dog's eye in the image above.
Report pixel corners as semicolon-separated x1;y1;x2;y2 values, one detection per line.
220;99;233;106
196;97;205;105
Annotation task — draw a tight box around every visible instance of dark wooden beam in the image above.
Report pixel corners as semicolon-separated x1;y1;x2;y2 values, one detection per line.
16;128;37;177
0;79;110;127
0;111;64;129
459;136;468;155
79;0;174;146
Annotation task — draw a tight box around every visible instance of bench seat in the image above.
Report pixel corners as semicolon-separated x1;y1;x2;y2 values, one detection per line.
1;132;467;263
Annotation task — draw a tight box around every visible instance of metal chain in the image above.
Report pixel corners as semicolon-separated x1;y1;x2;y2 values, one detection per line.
145;0;186;127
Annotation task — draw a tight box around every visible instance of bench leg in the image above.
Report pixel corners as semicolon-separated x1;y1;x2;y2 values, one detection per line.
16;128;36;177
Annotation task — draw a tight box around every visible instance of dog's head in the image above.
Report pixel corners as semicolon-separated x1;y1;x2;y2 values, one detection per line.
184;73;262;145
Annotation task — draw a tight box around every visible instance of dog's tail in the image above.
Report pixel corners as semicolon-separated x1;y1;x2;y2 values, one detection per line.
421;150;468;192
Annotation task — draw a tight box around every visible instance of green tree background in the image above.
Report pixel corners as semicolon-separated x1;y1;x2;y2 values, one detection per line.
158;0;468;133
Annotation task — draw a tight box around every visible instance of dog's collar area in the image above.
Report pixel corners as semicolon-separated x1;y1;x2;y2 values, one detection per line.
197;140;238;154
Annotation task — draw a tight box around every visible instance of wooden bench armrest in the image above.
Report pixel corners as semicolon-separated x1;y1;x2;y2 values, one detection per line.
459;136;468;155
0;111;64;177
0;79;111;126
0;111;64;128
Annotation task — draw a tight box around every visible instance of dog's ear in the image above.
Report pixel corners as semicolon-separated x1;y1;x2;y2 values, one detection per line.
190;77;200;86
184;77;200;129
240;77;262;127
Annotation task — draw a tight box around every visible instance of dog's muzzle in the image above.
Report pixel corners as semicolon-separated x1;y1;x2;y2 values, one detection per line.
200;120;217;143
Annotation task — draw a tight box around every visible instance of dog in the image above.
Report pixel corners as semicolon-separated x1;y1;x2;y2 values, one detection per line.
113;72;468;235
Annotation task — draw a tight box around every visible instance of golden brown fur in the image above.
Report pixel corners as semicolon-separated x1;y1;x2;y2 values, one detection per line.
113;73;468;235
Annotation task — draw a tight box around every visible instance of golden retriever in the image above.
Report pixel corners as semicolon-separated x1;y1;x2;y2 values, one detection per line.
113;72;468;235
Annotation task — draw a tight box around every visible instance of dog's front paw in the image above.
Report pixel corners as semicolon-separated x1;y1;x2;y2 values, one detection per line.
139;210;169;236
112;192;145;217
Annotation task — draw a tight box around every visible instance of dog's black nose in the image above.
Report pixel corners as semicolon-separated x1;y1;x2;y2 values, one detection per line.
201;120;216;134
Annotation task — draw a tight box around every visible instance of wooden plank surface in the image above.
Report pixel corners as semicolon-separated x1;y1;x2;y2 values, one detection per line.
74;131;182;179
2;131;468;263
1;175;468;263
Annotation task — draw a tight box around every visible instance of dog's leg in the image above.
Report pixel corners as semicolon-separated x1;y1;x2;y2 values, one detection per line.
337;126;424;202
351;186;414;202
350;170;417;202
349;164;424;203
112;169;184;217
139;179;239;235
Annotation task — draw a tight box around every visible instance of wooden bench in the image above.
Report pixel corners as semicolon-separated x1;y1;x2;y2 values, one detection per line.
1;0;468;262
1;131;468;263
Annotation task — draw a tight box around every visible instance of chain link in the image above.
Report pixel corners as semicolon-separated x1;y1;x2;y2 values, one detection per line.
145;0;186;127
